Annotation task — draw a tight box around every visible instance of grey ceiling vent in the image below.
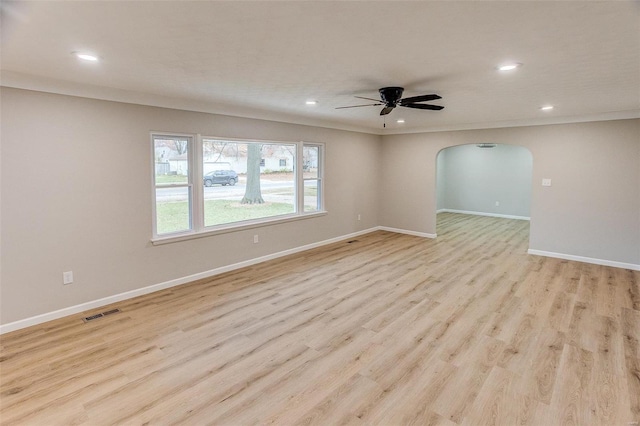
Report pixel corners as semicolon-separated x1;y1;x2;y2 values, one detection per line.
476;143;496;148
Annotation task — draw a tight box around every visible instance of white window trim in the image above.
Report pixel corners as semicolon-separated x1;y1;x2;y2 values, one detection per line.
302;143;324;213
151;134;326;245
151;210;327;245
151;133;195;238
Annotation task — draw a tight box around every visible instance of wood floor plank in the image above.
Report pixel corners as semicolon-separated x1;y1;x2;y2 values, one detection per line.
291;373;383;426
546;290;576;333
517;328;565;404
460;366;538;426
543;343;595;426
359;358;457;425
1;212;639;425
210;328;380;425
621;307;640;419
432;335;505;423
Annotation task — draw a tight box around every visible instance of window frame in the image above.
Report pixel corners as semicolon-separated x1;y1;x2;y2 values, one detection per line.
300;143;324;213
151;133;325;244
151;133;196;238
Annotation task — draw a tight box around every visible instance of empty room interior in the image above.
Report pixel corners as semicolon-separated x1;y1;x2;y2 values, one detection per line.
1;1;639;425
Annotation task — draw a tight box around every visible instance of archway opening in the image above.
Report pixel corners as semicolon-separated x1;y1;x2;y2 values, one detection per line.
435;143;533;241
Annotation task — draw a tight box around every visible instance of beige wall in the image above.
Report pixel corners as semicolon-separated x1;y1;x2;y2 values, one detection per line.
381;119;640;265
0;88;381;324
2;87;638;327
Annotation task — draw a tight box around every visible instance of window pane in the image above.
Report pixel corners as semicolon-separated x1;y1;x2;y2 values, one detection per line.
304;180;320;212
154;137;189;185
155;187;191;234
303;145;319;179
202;140;296;227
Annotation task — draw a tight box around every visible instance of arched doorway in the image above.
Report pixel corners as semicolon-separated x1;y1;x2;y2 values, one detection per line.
435;143;533;237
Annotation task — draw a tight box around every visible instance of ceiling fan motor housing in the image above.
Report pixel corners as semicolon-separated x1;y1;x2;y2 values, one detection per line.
379;87;404;106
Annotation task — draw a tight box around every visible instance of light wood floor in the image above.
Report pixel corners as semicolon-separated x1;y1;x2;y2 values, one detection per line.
1;213;639;425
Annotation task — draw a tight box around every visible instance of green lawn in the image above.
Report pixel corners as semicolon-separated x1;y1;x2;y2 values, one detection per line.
261;187;317;196
156;199;295;234
155;174;188;184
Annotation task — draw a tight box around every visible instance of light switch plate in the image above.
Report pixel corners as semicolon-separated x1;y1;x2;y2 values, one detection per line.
542;179;552;187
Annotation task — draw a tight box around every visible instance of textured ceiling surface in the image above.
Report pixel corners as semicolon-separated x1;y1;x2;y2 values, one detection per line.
1;1;639;134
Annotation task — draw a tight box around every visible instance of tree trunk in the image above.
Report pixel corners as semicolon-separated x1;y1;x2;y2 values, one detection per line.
241;144;264;204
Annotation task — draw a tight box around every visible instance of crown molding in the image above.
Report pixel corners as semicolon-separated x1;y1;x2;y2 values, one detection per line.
3;71;638;136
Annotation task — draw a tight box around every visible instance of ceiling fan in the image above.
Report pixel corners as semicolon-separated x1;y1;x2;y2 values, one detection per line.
336;87;444;116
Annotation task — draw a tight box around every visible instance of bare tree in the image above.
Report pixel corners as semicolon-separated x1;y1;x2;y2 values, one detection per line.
203;141;228;162
174;140;188;155
241;144;264;204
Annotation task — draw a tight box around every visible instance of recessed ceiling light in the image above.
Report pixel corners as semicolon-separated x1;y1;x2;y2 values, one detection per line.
396;119;405;123
497;62;522;71
74;52;99;62
540;105;554;111
305;100;317;105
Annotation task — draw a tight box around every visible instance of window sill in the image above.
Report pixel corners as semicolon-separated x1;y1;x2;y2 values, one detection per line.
151;211;328;246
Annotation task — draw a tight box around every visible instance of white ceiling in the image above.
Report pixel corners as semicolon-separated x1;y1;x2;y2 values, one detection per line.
1;1;639;135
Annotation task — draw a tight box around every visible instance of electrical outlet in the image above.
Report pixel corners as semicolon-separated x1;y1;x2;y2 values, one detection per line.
253;234;259;244
357;214;361;221
495;201;500;207
63;271;73;285
542;178;552;187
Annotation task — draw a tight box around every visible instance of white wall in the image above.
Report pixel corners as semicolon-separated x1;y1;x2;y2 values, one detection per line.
381;119;640;266
0;88;382;325
436;144;533;218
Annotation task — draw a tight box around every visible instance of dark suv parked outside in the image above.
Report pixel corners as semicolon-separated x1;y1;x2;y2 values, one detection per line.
203;170;238;187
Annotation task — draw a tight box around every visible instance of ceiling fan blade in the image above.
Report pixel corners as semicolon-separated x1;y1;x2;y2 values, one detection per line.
380;106;395;115
355;95;383;102
335;103;382;109
401;103;444;110
399;94;442;104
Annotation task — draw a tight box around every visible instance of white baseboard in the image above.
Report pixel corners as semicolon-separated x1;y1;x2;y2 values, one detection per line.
377;226;436;239
527;249;640;271
438;209;530;221
0;227;379;335
12;225;635;334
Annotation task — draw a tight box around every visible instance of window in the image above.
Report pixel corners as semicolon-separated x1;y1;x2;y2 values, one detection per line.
153;135;193;236
152;134;324;240
303;145;322;212
202;139;296;227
